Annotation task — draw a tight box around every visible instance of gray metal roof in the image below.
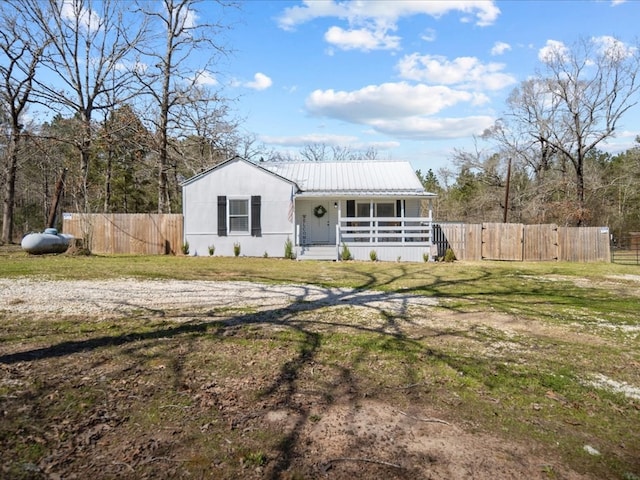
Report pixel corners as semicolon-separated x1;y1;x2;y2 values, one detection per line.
263;160;434;197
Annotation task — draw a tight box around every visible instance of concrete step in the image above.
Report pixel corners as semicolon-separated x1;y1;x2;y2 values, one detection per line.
297;245;338;261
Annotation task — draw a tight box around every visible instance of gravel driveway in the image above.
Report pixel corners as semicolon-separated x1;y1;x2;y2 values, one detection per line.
0;278;437;317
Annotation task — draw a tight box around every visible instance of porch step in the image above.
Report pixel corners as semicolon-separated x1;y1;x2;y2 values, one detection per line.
297;245;338;261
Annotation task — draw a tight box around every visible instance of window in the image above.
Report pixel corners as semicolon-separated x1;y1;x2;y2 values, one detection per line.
375;203;394;217
356;202;370;217
229;198;249;233
217;196;261;237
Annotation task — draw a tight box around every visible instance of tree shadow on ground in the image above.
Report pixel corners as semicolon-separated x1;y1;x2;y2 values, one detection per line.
2;267;631;478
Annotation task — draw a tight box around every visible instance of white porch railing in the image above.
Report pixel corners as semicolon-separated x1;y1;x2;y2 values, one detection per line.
337;216;433;245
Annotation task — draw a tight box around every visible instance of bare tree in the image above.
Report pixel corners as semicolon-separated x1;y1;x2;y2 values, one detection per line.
299;143;380;162
507;37;640;225
14;0;146;212
234;132;267;162
447;143;509;222
299;143;328;162
135;0;238;213
0;5;47;242
174;84;239;176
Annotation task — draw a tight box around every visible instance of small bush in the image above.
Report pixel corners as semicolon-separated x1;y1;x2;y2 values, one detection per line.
263;251;269;258
340;243;352;261
444;248;456;263
284;237;295;259
65;238;91;256
208;244;215;256
369;250;377;262
233;242;241;257
242;452;267;468
423;252;430;263
181;241;189;255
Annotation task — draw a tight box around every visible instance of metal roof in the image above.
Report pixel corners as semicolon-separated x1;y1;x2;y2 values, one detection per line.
263;160;434;197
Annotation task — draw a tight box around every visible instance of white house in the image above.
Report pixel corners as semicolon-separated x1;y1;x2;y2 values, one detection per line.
181;156;437;261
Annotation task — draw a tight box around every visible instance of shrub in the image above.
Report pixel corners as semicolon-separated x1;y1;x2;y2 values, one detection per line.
423;252;429;263
208;244;215;256
233;242;241;257
181;241;189;255
444;248;456;263
340;243;352;261
369;250;378;262
284;237;295;259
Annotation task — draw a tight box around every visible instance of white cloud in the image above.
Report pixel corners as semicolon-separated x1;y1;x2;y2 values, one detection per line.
277;1;500;30
396;54;516;91
261;133;359;147
592;35;636;61
276;0;347;31
600;128;640;154
538;39;568;63
180;8;198;29
538;37;636;65
245;72;273;91
324;26;401;51
260;133;400;151
277;1;499;52
491;41;511;56
306;82;481;122
61;0;101;31
194;70;218;86
421;28;436;42
304;82;495;140
368;115;495;140
611;0;626;5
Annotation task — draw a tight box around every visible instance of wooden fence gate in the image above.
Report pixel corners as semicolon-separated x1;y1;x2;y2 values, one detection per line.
481;223;525;261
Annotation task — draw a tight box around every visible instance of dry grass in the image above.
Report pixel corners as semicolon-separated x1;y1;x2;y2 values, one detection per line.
0;251;638;479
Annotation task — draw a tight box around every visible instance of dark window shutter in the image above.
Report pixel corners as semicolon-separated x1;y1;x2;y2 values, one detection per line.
346;200;355;217
217;196;227;236
251;195;261;237
396;199;402;217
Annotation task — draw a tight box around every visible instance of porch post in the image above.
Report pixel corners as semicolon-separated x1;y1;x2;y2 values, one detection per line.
428;198;434;245
401;198;405;244
336;201;341;247
370;200;376;244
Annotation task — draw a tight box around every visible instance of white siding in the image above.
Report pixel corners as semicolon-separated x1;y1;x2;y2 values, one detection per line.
182;158;294;257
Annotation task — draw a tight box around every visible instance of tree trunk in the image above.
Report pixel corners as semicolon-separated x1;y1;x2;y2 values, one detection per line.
158;22;173;215
1;127;21;243
104;148;112;213
575;155;585;227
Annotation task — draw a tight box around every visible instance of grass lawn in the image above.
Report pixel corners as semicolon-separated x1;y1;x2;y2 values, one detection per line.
0;249;638;479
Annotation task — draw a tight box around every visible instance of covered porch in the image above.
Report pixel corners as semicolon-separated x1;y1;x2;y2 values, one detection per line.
294;196;435;262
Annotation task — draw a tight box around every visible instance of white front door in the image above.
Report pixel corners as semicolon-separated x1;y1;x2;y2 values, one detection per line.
302;201;331;244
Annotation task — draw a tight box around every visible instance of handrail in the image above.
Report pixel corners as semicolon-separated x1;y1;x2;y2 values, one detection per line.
337;216;432;245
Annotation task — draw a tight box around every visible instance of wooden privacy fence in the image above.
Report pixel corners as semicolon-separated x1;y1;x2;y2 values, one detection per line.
60;214;610;262
434;223;611;262
62;213;183;255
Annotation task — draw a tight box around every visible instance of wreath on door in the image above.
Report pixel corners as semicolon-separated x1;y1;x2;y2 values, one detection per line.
313;204;327;218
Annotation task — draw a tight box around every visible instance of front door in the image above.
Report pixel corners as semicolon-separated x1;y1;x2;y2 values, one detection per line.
303;201;331;244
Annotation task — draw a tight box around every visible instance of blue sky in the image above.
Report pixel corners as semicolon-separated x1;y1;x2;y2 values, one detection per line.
209;0;640;174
